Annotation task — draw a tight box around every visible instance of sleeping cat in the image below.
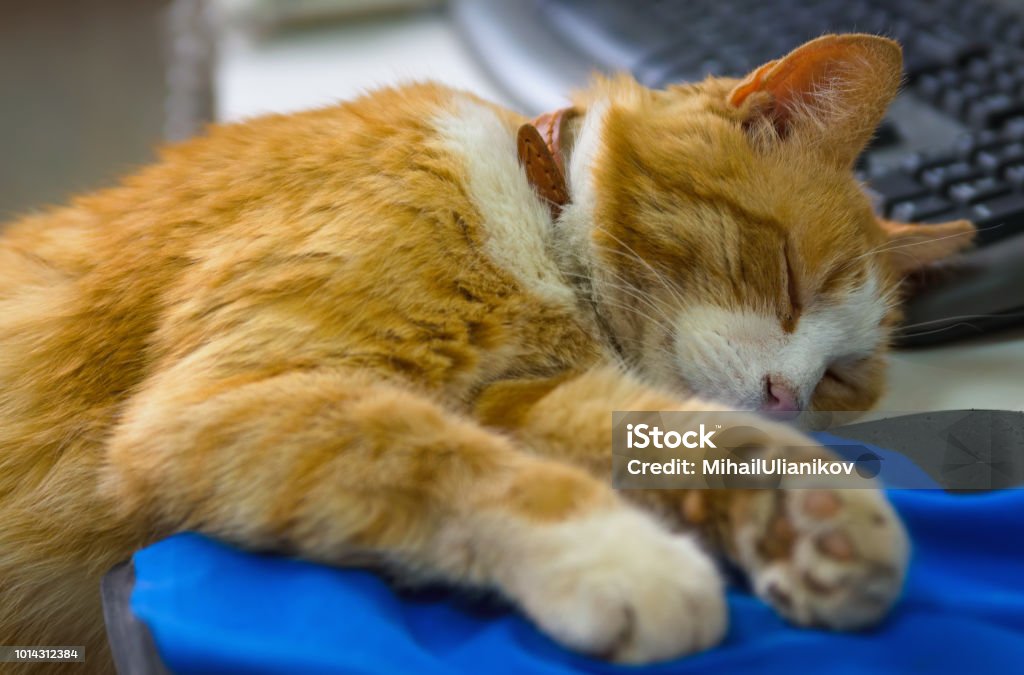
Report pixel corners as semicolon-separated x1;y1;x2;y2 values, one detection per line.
0;34;975;672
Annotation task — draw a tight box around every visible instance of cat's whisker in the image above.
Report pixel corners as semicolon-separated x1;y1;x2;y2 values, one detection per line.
898;310;1024;331
841;224;980;270
589;228;688;307
561;268;678;331
590;246;692;318
599;244;688;309
896;321;987;338
595;296;675;337
593;273;678;326
558;272;681;359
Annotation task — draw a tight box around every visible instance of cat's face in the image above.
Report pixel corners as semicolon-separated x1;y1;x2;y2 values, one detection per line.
565;35;973;412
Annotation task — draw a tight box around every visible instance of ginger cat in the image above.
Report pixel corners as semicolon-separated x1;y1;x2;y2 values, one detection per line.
0;35;975;672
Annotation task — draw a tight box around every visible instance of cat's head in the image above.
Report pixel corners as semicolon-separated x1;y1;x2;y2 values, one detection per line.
553;35;974;412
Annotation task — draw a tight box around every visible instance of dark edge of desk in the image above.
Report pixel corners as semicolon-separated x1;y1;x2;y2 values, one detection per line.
101;560;171;675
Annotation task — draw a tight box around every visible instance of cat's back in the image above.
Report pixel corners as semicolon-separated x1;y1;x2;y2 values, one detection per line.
0;81;584;456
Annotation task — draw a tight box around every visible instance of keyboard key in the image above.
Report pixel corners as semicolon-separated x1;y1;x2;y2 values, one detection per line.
890;195;956;222
1004;163;1024;186
906;31;987;77
901;150;959;175
986;48;1016;71
886;18;914;43
1005;23;1024;47
970;193;1024;244
937;67;964;88
946;36;989;65
916;73;944;99
865;172;929;213
920;161;983;189
903;50;946;78
1008;116;1024;137
959;81;991;102
966;93;1024;128
948;176;1011;204
994;70;1019;93
940;89;969;116
954;130;1000;158
1002;142;1024;164
921;206;977;225
975;142;1024;172
973;152;999;172
905;34;954;75
964;57;993;81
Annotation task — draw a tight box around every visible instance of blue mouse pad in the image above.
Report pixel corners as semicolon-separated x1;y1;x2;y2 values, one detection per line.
129;442;1024;674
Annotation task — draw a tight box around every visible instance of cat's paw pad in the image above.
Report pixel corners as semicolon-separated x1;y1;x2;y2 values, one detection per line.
733;487;909;630
498;506;727;664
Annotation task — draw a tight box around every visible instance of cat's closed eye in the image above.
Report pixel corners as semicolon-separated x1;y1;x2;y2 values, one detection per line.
812;354;886;413
823;366;853;387
783;245;802;326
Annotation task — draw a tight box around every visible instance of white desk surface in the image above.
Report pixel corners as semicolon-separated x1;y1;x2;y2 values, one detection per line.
216;9;1024;414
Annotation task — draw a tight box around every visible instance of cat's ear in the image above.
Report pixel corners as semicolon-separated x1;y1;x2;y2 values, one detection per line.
728;34;902;167
879;218;976;276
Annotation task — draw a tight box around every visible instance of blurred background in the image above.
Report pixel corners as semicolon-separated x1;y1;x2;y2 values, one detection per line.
7;0;1024;218
0;0;509;220
2;1;180;219
2;0;209;219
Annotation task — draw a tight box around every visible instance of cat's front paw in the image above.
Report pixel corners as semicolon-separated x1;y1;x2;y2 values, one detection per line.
493;505;727;664
730;484;909;630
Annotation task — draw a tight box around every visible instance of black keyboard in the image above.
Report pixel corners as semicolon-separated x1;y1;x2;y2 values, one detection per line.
452;0;1024;346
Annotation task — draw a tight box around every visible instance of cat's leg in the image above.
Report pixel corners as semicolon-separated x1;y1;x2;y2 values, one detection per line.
476;366;910;631
103;364;725;663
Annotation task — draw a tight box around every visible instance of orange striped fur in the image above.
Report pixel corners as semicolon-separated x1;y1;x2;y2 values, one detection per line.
0;35;971;671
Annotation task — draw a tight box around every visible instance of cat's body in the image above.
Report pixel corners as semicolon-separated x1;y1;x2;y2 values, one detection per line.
1;84;611;665
0;36;973;672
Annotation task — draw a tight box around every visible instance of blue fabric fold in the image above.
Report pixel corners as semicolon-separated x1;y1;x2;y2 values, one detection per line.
131;447;1024;674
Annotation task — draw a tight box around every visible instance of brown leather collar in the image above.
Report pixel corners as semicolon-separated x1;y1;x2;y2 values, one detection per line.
516;107;578;219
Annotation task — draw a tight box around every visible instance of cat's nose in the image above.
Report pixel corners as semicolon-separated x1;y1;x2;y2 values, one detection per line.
762;377;800;413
